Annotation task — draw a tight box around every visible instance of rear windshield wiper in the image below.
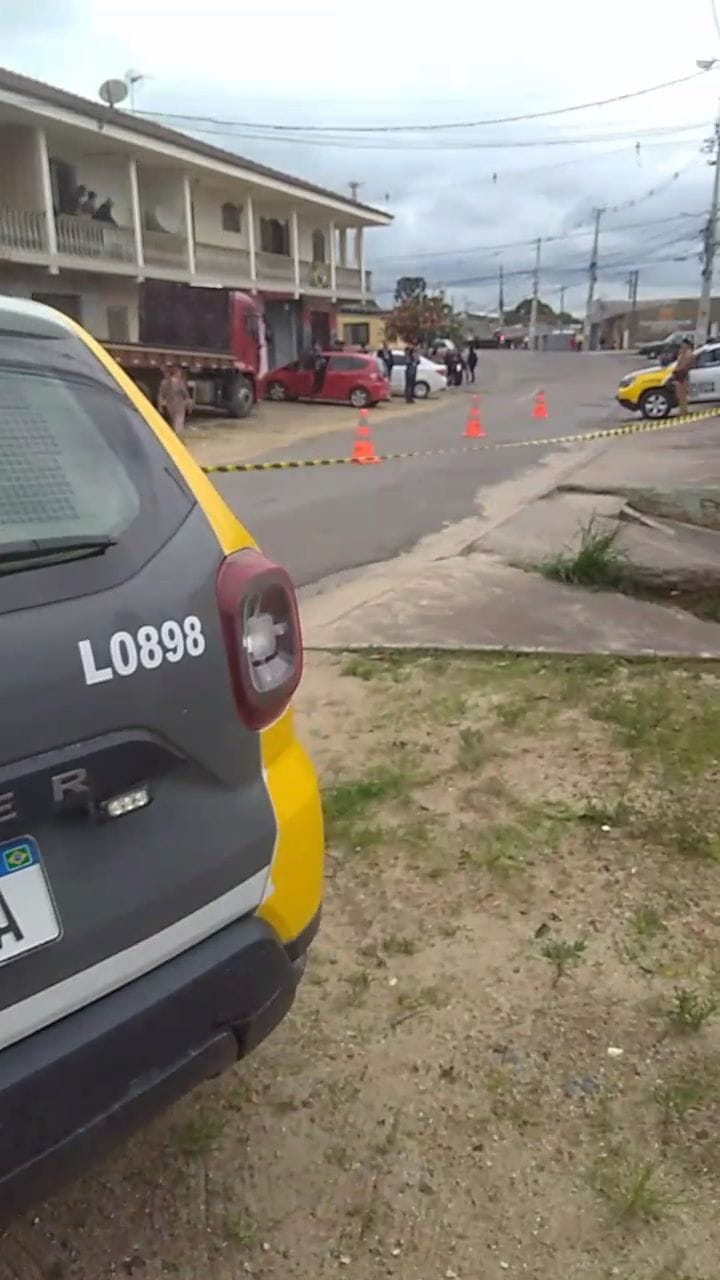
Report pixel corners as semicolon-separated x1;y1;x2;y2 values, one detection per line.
0;535;117;566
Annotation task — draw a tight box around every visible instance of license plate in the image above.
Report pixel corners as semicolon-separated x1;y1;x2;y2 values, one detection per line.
0;836;61;965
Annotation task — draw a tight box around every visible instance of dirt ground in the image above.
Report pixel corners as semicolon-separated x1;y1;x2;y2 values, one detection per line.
3;652;720;1280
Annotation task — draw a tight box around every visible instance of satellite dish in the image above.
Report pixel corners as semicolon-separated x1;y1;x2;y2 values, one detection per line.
99;79;128;108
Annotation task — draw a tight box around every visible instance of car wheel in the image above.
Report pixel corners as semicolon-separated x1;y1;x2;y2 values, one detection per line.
267;380;287;402
639;387;672;419
349;386;371;408
413;380;430;400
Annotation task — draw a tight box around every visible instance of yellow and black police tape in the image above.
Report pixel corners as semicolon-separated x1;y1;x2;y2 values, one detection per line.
200;408;720;475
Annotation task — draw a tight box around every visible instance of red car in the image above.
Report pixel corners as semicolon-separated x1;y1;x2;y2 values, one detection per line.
264;352;390;409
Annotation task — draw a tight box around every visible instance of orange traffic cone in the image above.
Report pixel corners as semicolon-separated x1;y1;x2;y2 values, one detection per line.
533;388;548;420
463;395;486;439
351;408;380;464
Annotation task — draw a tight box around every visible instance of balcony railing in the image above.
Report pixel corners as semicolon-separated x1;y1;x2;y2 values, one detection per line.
256;249;294;282
336;265;367;294
55;215;136;263
0;207;47;254
143;229;188;270
194;241;251;282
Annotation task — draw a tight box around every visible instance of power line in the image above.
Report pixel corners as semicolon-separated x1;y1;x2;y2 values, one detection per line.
132;116;707;153
370;210;705;266
131;69;708;134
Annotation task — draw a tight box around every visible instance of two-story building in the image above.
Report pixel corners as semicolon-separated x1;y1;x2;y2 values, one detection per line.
0;67;392;367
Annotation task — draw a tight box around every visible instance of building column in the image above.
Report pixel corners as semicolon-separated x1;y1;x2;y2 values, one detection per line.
246;194;257;288
339;227;347;268
357;227;366;301
291;209;300;299
128;157;144;273
35;126;57;259
182;174;195;276
329;219;337;299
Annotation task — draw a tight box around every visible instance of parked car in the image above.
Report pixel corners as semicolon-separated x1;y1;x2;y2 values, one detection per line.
389;350;448;398
265;352;390;408
616;342;720;418
0;296;324;1220
637;330;696;364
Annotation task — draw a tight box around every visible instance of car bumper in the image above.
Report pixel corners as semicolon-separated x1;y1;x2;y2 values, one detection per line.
616;396;637;411
0;908;319;1223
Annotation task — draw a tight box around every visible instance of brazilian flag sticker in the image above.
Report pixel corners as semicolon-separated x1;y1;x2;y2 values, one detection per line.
2;843;34;874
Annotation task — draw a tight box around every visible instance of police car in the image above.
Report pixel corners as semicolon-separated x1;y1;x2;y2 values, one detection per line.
616;342;720;418
0;297;324;1217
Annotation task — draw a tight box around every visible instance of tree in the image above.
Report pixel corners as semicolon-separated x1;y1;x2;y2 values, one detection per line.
394;276;427;303
385;278;461;348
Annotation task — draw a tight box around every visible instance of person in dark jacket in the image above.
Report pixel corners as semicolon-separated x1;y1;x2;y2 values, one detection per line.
466;344;478;383
404;345;419;403
453;349;465;387
378;343;394;380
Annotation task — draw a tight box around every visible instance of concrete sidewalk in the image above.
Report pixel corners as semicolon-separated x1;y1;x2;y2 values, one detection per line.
301;416;720;658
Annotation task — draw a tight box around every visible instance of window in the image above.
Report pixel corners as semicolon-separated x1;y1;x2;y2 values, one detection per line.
49;159;77;215
0;311;192;609
312;229;326;263
260;217;290;256
342;322;370;346
221;201;242;233
107;305;130;342
327;355;365;371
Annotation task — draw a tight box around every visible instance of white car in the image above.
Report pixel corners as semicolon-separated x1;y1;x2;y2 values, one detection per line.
388;350;448;399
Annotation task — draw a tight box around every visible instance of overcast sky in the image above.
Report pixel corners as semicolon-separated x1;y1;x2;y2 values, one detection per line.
4;0;720;313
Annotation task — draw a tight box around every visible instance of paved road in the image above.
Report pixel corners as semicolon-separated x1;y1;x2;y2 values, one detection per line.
214;352;635;588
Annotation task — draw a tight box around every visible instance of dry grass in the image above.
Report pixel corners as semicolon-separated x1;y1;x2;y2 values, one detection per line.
4;651;720;1280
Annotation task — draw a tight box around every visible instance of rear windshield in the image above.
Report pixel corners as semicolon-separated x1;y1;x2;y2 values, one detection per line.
1;368;140;547
0;327;193;610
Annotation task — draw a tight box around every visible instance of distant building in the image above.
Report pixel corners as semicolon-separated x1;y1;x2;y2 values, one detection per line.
337;301;387;349
588;297;720;350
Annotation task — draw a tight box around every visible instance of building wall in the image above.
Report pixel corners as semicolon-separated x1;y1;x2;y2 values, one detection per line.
191;182;250;249
1;125;42;208
0;264;140;341
138;171;185;236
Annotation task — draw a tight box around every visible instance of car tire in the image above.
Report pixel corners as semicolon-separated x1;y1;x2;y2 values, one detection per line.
227;374;254;419
349;386;371;408
267;380;288;402
413;380;430;400
639;386;672;419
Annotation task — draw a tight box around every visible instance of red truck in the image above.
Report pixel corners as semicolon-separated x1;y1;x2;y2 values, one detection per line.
105;281;267;420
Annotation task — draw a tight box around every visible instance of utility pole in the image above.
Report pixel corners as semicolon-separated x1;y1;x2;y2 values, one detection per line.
528;238;541;351
696;103;720;343
559;285;566;319
627;269;639;348
498;263;505;328
584;207;604;350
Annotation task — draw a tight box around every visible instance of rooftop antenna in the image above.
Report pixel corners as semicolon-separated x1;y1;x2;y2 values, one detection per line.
98;78;128;110
125;69;150;110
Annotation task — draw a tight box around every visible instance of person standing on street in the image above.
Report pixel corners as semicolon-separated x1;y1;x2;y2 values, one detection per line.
404;345;419;403
672;339;694;415
159;364;191;436
378;342;394;381
466;344;478;383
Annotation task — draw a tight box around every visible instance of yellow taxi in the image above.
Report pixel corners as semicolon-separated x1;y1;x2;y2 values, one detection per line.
0;296;323;1219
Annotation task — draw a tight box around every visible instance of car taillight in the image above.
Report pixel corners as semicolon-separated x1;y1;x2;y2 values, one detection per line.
216;549;303;730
